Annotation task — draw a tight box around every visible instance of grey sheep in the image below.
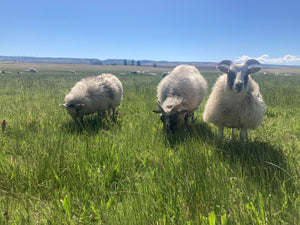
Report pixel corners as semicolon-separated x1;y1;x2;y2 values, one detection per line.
153;65;207;131
60;73;123;120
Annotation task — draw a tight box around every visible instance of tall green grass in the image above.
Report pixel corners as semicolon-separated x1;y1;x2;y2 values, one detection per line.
0;68;299;224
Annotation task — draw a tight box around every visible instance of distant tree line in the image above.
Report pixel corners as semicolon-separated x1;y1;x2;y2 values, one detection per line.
89;59;143;66
124;59;141;66
90;60;102;65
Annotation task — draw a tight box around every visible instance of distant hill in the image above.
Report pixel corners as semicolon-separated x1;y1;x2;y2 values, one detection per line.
140;60;218;69
0;56;218;69
1;56;299;69
101;59;217;69
260;64;300;69
0;56;99;64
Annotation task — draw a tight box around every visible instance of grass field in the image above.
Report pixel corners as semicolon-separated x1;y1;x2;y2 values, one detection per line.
0;64;299;224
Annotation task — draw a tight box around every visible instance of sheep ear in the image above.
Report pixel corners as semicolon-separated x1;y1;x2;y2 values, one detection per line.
152;110;161;114
244;59;262;74
178;109;188;115
75;104;85;110
244;59;260;67
216;60;233;74
59;104;67;108
156;100;164;113
219;60;234;66
248;65;262;74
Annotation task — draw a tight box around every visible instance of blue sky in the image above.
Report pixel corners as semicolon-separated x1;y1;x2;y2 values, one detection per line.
1;0;300;64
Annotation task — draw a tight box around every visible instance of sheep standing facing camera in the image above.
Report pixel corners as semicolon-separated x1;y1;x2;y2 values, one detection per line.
153;65;207;131
60;73;123;120
203;59;265;143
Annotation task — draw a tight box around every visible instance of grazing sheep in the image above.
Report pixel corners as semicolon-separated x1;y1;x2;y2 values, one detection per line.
203;59;265;144
25;68;38;73
60;73;123;120
153;65;207;131
69;70;76;74
1;70;10;74
162;71;170;77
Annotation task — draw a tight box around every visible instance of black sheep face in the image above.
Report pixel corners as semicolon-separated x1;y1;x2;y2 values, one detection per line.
160;113;181;131
153;100;188;132
60;103;85;120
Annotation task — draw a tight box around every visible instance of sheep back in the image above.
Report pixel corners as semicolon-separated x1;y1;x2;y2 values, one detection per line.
157;65;207;113
64;73;123;118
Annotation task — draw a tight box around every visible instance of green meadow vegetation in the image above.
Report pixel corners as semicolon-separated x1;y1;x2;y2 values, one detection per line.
0;65;299;224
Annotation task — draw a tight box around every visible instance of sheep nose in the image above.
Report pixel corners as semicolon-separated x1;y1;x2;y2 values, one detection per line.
234;82;243;92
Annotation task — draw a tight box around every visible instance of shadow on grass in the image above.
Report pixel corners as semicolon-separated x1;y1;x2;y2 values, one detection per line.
61;114;122;135
165;120;215;148
216;140;296;193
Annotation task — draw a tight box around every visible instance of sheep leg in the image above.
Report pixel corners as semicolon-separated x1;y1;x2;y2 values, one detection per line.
112;107;116;120
185;112;195;124
183;112;191;125
217;126;224;143
184;115;188;125
191;112;195;122
240;129;248;145
230;128;235;140
184;114;189;125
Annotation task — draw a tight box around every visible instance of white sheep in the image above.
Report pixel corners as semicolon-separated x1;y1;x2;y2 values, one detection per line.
60;73;123;120
203;59;265;143
153;65;207;131
25;68;38;73
68;70;76;74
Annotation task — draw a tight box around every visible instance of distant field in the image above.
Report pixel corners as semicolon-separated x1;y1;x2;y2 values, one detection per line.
0;64;299;224
0;62;170;73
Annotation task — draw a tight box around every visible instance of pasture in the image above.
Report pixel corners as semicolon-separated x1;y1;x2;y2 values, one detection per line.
0;63;299;224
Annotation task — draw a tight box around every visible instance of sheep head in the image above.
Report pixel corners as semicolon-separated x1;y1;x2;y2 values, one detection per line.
153;100;188;131
60;103;85;120
217;59;262;93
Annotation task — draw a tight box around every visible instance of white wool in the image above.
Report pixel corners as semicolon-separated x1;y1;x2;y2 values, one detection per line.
203;74;265;130
63;73;123;119
157;64;207;114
